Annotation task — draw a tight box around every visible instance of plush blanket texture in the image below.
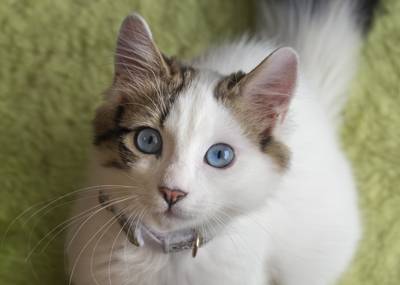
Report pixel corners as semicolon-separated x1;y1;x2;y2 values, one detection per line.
0;0;398;284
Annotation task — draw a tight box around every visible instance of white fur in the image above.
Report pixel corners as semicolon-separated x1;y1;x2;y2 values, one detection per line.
257;0;362;125
66;1;362;284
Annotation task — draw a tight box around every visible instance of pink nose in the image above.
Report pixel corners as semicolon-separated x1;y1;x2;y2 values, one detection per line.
159;187;187;208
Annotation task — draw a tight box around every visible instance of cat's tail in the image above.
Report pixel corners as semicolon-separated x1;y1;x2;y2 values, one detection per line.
258;0;378;123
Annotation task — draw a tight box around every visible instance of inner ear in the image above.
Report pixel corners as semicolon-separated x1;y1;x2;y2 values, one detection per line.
114;13;169;81
238;47;298;132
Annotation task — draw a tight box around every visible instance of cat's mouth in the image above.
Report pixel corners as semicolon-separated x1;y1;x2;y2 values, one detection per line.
98;190;219;257
152;205;196;223
154;209;184;221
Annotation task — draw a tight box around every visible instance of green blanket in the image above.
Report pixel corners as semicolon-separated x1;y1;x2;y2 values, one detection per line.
0;0;398;284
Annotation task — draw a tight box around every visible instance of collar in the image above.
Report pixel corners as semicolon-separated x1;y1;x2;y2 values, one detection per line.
98;191;208;257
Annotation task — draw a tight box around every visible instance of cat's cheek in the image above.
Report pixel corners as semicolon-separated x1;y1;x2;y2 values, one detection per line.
131;157;153;171
130;156;161;176
229;156;281;210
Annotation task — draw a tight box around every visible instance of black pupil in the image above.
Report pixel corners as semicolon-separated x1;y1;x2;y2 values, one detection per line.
147;135;154;145
217;150;223;159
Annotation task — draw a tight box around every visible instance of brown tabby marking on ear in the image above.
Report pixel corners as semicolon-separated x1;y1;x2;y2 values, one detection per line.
215;73;291;171
214;71;259;138
214;71;246;102
93;58;196;168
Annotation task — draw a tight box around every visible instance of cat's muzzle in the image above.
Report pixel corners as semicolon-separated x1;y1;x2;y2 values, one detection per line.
98;190;207;258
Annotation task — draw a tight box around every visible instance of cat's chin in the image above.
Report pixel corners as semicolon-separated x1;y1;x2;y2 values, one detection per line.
144;211;200;233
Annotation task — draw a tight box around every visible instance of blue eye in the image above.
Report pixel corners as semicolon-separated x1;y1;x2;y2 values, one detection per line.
135;128;162;154
205;143;235;168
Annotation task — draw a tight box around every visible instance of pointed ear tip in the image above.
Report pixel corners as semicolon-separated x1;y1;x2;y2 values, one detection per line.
126;12;146;23
277;47;299;63
121;12;153;38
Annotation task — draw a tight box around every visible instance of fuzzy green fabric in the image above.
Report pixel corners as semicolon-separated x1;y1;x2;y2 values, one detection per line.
340;1;400;283
0;0;398;284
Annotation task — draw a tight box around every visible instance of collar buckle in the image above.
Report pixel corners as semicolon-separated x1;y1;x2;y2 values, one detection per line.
191;232;202;258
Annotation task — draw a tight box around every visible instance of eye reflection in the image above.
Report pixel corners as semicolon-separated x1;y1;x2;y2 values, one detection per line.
135;128;162;154
205;143;235;168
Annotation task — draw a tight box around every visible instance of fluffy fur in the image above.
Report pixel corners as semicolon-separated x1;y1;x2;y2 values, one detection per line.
66;1;373;284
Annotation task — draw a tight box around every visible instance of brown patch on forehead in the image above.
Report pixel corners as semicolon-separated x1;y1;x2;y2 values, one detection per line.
93;57;196;169
215;72;291;171
114;57;196;128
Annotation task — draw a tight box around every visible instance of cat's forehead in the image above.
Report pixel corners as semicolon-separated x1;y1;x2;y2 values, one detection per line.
93;67;235;148
110;58;198;129
163;71;238;146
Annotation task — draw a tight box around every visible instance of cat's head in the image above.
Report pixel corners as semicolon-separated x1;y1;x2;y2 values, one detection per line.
93;14;298;233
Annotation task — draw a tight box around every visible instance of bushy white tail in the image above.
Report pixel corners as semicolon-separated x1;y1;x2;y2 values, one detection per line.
258;0;376;123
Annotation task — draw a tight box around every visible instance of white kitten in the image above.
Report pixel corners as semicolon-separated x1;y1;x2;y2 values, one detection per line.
66;1;376;284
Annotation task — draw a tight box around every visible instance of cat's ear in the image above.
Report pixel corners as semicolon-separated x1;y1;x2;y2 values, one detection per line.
239;47;298;132
114;13;169;81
